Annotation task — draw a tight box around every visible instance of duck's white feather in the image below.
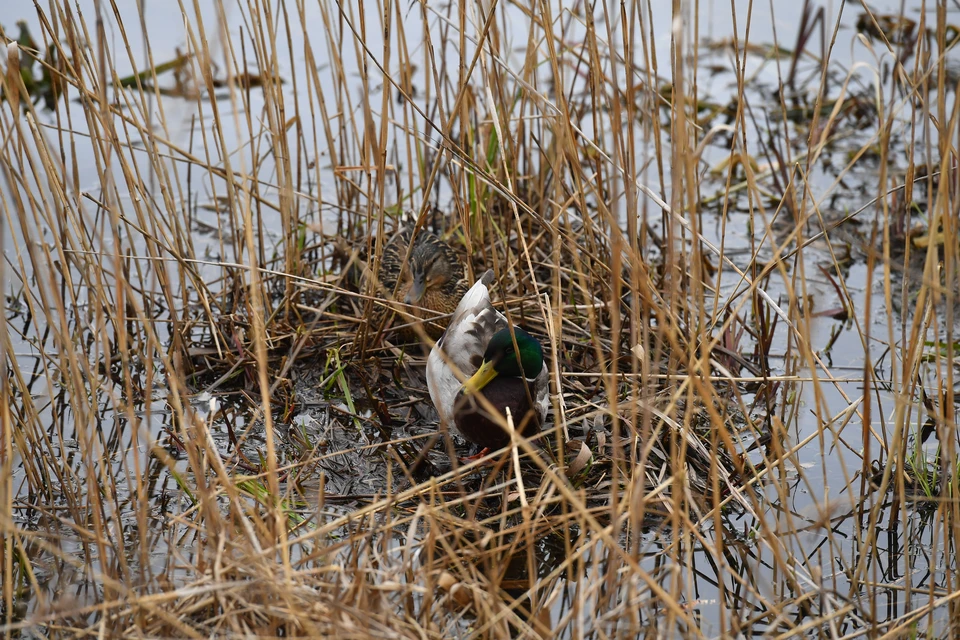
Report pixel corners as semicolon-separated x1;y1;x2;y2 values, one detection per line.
427;270;549;430
532;365;550;423
427;270;506;425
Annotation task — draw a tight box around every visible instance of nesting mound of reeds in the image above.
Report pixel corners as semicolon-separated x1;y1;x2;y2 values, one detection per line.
3;1;960;638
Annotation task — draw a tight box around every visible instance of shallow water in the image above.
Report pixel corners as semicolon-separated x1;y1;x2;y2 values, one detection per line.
3;0;958;637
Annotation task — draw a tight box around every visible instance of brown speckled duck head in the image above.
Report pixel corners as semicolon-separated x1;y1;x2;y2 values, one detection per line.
379;228;469;340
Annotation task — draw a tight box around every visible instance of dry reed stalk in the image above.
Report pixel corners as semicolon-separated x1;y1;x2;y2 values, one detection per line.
1;0;958;637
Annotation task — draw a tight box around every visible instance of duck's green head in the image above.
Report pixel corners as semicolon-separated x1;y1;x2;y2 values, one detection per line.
465;328;543;392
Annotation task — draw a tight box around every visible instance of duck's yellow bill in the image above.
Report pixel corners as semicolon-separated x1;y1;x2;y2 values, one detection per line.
464;360;497;393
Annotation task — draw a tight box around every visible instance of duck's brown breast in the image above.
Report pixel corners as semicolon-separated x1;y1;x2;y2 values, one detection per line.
453;377;542;449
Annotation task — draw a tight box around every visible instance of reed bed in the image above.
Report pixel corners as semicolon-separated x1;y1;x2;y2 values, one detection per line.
0;0;957;637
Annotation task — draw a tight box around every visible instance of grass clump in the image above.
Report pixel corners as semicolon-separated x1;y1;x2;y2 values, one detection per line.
2;1;960;637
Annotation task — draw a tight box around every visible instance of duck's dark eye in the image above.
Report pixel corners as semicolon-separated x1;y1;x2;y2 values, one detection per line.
430;256;452;276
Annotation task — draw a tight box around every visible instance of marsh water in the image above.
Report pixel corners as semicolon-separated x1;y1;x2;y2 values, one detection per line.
3;0;957;637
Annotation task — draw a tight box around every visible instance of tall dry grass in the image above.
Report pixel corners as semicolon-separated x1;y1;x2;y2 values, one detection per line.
0;0;957;637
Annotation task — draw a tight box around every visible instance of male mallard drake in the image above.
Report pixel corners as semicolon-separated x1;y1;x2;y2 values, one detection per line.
426;270;549;451
377;227;469;340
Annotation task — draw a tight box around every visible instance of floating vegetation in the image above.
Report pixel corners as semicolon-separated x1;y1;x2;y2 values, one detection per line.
2;1;960;638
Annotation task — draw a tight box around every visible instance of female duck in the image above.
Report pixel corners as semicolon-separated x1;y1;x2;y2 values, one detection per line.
426;271;549;451
377;227;469;340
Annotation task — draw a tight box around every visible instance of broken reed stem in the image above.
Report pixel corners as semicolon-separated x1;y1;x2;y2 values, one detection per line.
0;1;957;637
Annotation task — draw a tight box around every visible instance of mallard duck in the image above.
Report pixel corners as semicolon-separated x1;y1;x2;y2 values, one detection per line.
426;270;549;452
377;227;469;340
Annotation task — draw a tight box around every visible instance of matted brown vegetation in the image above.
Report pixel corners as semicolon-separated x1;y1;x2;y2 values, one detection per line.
1;0;959;637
